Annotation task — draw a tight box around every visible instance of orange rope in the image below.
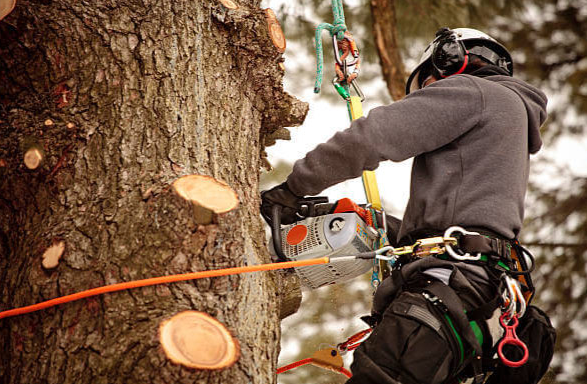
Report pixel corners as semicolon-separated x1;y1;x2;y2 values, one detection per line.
0;257;330;320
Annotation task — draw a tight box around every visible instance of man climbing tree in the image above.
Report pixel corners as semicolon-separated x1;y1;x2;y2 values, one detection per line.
0;1;307;383
262;27;555;383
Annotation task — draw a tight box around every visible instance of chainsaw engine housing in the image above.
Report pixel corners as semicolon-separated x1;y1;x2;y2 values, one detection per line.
277;212;377;289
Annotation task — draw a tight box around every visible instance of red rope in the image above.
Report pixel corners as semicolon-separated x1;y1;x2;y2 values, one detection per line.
277;358;353;378
339;367;353;378
276;358;314;374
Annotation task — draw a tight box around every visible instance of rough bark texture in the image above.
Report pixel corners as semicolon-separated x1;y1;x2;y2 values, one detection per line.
369;0;407;101
0;0;307;383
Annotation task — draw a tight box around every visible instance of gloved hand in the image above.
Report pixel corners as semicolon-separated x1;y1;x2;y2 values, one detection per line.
261;182;302;226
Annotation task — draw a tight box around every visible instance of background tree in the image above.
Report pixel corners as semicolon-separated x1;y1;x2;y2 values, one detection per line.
0;0;307;383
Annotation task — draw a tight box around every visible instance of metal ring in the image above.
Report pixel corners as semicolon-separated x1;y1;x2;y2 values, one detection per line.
443;226;482;261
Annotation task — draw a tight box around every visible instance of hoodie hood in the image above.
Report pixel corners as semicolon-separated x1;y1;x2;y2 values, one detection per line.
483;75;547;154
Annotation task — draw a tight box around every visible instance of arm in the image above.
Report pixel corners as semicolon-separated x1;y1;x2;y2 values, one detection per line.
286;75;484;196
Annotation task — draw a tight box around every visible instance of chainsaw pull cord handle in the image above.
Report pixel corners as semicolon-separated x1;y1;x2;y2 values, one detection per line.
271;205;288;262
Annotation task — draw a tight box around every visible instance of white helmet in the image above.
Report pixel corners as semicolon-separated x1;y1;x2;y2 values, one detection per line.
405;27;513;95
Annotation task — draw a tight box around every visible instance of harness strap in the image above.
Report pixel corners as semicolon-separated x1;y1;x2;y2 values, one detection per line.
460;234;511;261
425;280;485;384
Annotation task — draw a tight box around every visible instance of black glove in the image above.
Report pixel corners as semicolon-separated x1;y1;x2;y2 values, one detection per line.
261;182;302;226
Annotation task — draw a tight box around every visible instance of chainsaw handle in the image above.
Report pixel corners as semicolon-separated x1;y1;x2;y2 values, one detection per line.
298;196;329;217
271;205;288;262
271;196;329;262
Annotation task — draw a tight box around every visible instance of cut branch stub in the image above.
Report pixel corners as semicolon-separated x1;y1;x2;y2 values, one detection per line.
217;0;238;9
41;240;65;269
159;311;240;370
264;8;286;53
0;0;16;21
173;175;239;224
24;147;44;170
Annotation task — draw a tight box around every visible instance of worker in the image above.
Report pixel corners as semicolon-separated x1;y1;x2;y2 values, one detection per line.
262;27;549;384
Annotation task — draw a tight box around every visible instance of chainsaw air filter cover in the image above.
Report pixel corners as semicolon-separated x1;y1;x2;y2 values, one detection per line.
278;213;377;289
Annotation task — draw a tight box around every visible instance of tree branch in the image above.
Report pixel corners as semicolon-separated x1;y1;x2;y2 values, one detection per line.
369;0;407;101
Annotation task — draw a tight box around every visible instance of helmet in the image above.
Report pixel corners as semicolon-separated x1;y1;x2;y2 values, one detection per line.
405;27;513;95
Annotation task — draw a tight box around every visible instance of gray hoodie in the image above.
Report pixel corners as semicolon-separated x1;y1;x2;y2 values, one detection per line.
286;74;547;242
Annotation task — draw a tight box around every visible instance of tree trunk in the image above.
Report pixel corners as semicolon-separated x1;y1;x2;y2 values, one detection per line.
0;1;307;383
369;0;407;101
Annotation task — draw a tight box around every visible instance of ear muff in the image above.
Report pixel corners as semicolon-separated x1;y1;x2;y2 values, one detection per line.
431;28;469;78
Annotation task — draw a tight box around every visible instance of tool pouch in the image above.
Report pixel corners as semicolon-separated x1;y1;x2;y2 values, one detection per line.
486;305;556;384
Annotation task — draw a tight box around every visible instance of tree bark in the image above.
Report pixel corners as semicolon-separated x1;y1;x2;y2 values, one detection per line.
0;1;307;383
369;0;407;101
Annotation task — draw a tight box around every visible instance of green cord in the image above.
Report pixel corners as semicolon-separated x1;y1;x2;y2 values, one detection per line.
314;0;348;94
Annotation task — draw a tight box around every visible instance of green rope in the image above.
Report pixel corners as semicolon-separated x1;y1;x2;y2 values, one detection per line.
314;0;347;94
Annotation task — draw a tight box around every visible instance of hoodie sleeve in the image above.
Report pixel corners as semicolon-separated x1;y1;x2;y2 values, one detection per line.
286;75;484;196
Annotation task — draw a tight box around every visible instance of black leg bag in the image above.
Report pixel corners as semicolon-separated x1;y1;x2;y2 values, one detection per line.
347;258;500;384
347;291;458;384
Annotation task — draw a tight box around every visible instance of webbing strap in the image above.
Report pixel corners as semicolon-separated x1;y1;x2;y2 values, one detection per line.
348;96;382;210
426;281;485;383
460;235;511;260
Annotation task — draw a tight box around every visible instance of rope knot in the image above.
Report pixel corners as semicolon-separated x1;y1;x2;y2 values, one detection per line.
331;23;347;40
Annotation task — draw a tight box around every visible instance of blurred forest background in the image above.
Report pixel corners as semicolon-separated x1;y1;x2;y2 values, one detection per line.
258;0;587;383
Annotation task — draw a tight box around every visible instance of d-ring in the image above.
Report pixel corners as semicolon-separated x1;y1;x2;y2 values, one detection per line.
443;226;482;261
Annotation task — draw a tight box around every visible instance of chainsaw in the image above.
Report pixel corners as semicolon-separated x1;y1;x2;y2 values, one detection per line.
268;196;382;289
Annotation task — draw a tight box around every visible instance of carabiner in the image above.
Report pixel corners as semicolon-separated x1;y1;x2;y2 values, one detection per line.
350;80;365;102
332;34;359;67
443;226;482;261
332;77;351;100
502;275;526;318
332;77;365;102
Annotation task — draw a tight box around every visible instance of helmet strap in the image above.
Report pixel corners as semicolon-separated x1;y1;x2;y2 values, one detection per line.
439;51;469;78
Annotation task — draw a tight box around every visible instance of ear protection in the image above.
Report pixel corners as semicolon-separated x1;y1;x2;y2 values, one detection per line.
431;27;469;78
